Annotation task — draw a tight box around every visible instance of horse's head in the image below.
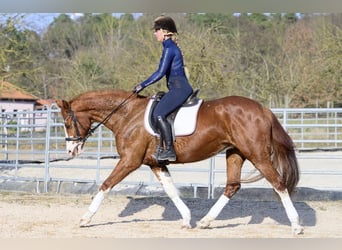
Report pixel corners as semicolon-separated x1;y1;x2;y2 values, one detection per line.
56;99;91;157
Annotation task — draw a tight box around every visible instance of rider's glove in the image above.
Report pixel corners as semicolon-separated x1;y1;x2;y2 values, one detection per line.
133;84;144;94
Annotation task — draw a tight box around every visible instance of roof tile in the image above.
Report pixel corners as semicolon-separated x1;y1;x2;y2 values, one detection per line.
0;81;38;100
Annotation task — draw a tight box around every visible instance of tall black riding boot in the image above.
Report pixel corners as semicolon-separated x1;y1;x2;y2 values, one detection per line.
156;116;176;161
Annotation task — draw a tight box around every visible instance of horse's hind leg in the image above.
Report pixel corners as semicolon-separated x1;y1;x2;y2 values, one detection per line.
199;149;244;228
253;160;303;235
274;188;303;235
151;165;191;229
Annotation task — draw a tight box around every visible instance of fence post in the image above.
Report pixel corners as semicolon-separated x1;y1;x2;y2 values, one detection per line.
1;115;9;161
335;111;338;148
282;109;287;130
15;114;20;177
96;125;102;184
43;105;52;193
209;157;215;199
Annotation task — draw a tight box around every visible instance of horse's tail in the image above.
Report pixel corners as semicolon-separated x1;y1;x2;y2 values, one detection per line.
267;108;300;195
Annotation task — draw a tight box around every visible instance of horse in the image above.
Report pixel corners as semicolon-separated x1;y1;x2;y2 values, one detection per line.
56;89;304;235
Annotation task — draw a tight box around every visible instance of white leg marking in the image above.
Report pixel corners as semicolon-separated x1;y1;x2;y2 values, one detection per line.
89;191;105;213
79;190;107;227
199;194;229;228
275;188;304;235
159;171;179;199
172;197;192;228
159;171;191;228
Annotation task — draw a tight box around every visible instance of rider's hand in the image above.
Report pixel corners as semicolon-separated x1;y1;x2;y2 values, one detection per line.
133;84;143;94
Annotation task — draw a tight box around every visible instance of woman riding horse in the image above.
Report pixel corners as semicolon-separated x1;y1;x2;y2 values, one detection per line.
134;15;193;162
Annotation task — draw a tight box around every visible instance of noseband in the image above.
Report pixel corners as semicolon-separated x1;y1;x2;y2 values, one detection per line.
64;110;89;143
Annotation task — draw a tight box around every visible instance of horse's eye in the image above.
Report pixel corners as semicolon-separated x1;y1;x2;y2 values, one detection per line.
65;124;71;129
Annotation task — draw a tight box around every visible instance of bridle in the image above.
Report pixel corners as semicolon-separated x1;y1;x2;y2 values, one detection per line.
64;92;136;143
64;110;88;143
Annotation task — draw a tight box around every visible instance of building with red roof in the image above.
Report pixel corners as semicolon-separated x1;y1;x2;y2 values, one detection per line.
0;81;54;132
0;81;39;113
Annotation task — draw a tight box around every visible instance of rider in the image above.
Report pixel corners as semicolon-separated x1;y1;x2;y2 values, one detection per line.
133;15;193;161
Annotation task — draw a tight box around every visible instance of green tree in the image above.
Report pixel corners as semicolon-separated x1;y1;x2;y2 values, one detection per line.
0;14;44;95
2;13;341;108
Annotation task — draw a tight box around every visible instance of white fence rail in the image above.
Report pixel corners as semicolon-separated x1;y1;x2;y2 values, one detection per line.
1;104;342;197
272;108;342;150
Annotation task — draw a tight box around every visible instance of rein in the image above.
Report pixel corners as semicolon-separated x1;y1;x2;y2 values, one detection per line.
66;92;137;143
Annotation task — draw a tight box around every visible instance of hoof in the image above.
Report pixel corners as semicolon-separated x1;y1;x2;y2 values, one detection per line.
181;223;192;229
79;218;91;227
292;225;304;235
198;224;210;229
197;219;211;229
180;218;192;229
79;211;94;227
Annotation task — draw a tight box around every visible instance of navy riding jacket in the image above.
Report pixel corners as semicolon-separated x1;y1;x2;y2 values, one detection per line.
140;38;193;121
140;39;187;88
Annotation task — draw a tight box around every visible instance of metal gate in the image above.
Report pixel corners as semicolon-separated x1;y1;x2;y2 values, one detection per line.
1;104;342;197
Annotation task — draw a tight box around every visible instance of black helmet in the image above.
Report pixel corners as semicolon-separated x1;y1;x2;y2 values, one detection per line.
153;16;177;33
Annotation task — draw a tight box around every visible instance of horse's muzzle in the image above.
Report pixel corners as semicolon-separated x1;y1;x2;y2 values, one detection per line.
65;138;84;157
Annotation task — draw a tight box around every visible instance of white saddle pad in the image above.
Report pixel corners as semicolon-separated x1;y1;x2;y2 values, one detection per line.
144;97;203;137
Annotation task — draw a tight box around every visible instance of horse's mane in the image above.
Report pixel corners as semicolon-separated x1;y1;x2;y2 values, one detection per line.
70;89;147;112
72;89;129;101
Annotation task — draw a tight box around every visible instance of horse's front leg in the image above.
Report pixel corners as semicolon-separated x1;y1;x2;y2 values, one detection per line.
80;189;108;227
151;165;192;229
79;157;141;227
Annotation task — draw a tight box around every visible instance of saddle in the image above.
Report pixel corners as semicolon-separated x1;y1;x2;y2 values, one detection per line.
144;89;203;139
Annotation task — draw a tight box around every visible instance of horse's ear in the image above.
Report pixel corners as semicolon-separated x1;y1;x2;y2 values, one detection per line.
55;100;70;111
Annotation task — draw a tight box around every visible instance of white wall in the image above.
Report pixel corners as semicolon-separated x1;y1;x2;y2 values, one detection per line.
0;100;35;112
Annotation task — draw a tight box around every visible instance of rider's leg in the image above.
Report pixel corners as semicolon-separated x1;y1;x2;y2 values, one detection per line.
156;115;176;161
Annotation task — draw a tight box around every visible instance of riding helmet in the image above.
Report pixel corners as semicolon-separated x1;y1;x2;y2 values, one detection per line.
153;16;178;33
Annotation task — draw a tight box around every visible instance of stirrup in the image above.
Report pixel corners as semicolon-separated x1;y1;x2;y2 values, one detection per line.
151;150;172;165
152;146;163;160
157;149;176;161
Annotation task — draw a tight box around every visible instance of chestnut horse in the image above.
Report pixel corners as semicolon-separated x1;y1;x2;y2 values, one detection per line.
56;89;303;235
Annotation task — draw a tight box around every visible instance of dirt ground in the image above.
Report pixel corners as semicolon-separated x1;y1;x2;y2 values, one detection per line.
0;191;341;238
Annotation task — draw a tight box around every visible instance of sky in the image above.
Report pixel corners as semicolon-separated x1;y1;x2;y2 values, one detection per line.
0;13;62;33
1;13;141;34
23;13;59;32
